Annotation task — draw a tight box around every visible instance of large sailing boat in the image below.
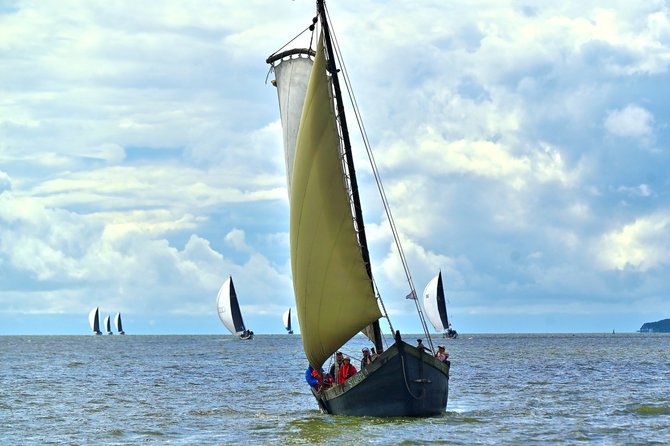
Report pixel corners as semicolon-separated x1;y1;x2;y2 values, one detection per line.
267;0;449;417
423;271;458;339
216;276;254;340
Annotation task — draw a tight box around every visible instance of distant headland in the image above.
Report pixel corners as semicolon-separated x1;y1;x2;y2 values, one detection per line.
639;319;670;333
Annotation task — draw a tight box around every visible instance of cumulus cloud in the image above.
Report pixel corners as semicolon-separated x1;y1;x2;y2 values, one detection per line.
224;228;252;253
604;104;655;139
2;0;670;333
596;212;670;271
0;191;289;319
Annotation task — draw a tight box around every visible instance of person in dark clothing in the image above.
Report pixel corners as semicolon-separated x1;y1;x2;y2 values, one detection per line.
416;338;431;353
360;347;373;370
328;351;344;384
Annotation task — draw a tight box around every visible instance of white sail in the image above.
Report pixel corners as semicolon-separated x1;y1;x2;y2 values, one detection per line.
271;54;314;193
423;272;450;332
216;276;247;335
88;307;101;334
114;312;125;334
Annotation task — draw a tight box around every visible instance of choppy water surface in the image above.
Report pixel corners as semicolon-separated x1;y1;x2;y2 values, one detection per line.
2;333;669;445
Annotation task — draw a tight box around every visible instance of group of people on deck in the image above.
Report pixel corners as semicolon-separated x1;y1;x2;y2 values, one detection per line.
305;347;380;391
417;338;450;362
306;341;450;391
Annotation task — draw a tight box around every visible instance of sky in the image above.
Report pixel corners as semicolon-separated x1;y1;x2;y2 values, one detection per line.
1;0;669;335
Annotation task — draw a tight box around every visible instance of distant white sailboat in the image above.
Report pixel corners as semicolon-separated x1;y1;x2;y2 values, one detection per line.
423;271;458;339
103;315;113;335
216;276;253;340
283;308;293;334
114;312;125;335
88;307;102;335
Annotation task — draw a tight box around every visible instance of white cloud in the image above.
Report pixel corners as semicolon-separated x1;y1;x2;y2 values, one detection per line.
604;104;655;139
617;184;653;197
224;228;251;253
2;0;670;334
0;190;290;319
596;212;670;271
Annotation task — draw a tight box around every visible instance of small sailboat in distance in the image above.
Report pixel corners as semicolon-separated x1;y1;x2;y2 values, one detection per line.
114;312;125;335
423;271;458;339
216;276;253;340
283;308;294;334
103;315;113;335
88;307;102;335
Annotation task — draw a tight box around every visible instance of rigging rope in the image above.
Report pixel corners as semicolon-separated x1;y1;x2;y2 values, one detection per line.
266;23;315;62
322;3;435;352
400;354;426;400
265;21;317;83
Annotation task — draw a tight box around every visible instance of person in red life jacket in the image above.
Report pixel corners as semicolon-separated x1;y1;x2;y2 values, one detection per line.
338;356;357;383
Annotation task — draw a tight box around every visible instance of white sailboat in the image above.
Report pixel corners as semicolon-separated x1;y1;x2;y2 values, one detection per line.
266;0;449;416
103;315;113;335
88;307;102;335
216;276;253;340
114;312;125;335
423;271;458;339
282;308;293;334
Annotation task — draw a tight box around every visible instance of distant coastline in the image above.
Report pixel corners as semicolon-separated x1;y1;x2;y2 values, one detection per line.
639;319;670;333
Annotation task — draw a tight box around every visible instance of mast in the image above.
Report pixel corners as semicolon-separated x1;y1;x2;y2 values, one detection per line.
317;0;383;354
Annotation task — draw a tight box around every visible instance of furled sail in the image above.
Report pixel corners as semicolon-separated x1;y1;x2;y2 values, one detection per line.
290;33;382;368
423;271;450;332
216;276;247;335
271;54;314;193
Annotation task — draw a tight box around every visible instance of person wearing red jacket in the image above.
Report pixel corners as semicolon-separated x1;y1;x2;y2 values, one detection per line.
338;356;357;383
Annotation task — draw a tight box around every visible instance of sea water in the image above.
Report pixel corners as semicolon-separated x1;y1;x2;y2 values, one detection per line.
1;333;669;445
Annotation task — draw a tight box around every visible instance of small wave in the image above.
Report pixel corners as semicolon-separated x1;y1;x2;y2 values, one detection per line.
137;430;164;437
453;416;484;424
67;361;84;367
190;408;218;417
626;404;670;416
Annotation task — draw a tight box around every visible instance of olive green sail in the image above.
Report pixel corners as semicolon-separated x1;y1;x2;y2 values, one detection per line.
290;33;382;369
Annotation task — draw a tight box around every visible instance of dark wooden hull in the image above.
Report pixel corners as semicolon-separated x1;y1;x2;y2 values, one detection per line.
313;340;449;417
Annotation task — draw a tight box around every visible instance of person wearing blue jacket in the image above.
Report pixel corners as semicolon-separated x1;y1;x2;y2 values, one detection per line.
305;365;332;390
305;365;321;388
